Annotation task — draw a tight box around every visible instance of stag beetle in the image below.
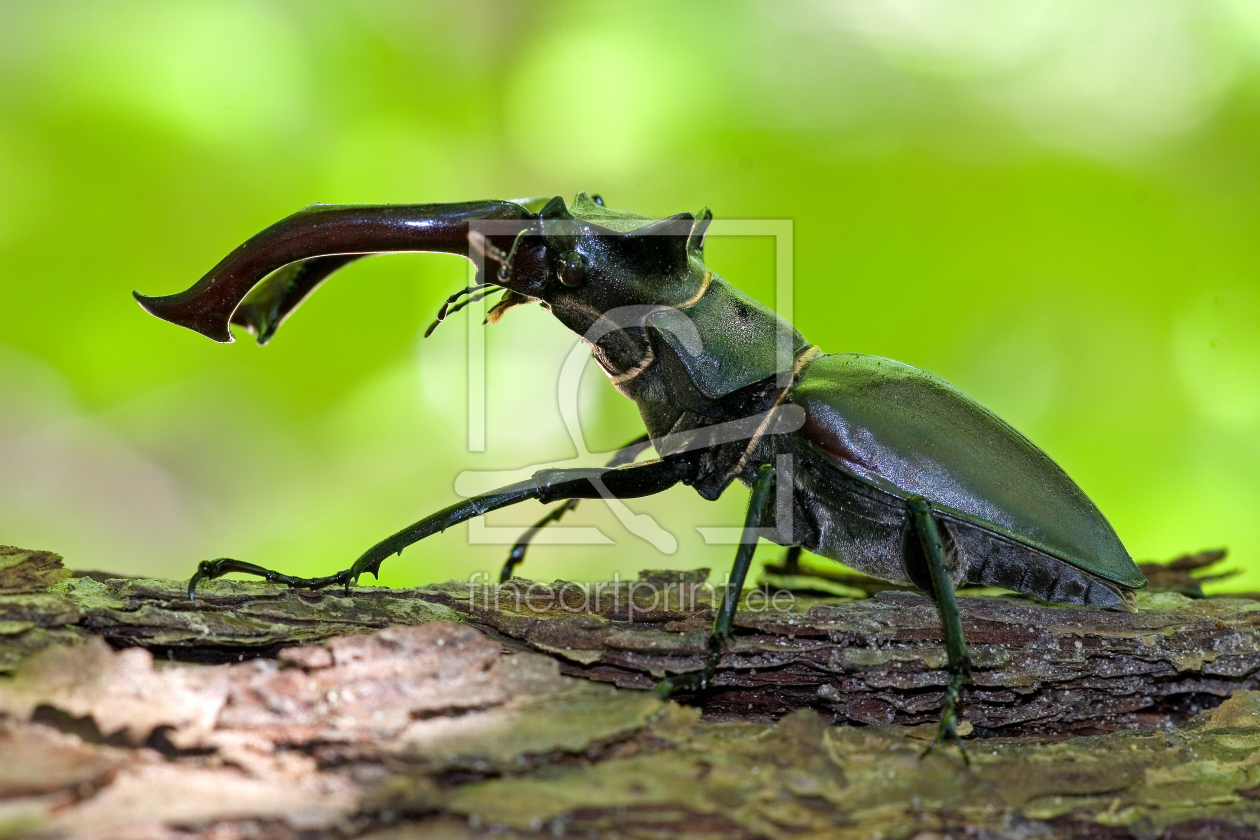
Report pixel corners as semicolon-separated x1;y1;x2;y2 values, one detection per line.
134;193;1147;757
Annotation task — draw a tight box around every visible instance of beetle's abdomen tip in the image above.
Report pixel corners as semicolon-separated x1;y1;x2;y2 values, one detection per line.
133;290;236;344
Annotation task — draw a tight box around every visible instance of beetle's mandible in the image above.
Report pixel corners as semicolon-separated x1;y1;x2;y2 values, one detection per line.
134;193;1148;758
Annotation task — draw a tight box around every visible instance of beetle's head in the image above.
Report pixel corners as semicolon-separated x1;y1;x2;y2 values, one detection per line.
477;193;712;338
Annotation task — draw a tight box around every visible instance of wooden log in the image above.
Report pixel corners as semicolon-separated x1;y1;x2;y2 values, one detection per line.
2;545;1260;838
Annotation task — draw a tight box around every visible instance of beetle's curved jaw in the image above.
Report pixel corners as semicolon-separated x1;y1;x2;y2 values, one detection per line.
134;200;538;344
228;254;365;346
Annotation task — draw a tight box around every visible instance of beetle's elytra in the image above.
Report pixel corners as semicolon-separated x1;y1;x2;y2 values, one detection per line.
134;193;1147;757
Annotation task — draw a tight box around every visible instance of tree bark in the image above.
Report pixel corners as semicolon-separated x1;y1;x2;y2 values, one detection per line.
2;545;1259;839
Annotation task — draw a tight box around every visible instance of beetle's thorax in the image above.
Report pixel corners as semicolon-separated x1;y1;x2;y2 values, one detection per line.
556;269;814;500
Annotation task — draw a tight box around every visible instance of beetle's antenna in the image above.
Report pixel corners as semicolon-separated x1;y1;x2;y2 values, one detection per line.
444;287;497;318
436;283;489;321
424;283;501;338
429;225;533;338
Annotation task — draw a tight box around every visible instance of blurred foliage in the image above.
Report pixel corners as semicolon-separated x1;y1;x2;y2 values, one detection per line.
0;1;1257;590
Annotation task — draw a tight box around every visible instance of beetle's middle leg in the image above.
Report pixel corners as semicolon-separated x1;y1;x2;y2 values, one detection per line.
188;455;696;598
655;462;776;698
908;495;973;764
500;433;652;583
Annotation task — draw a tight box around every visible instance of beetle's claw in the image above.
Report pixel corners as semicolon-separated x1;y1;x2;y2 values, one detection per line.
653;678;674;700
920;707;970;765
655;643;722;700
187;562;209;601
655;661;725;699
187;557;237;600
654;670;709;700
187;569;204;601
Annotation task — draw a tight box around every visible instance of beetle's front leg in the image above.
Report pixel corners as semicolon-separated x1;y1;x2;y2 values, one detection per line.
908;495;973;765
186;478;542;599
187;456;696;599
656;462;776;698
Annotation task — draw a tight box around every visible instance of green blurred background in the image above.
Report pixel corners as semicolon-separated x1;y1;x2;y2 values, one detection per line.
1;1;1257;590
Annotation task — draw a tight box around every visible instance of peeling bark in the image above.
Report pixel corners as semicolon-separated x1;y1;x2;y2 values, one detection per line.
1;545;1259;839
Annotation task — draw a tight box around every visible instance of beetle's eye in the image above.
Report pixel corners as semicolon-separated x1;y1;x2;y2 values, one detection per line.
557;251;586;287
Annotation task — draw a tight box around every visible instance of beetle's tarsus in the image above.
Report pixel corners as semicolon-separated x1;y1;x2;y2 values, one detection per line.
184;556;363;599
655;642;722;699
921;667;971;765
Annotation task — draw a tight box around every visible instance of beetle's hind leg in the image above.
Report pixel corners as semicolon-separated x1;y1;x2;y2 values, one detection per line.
907;495;973;765
499;433;652;583
656;462;776;698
